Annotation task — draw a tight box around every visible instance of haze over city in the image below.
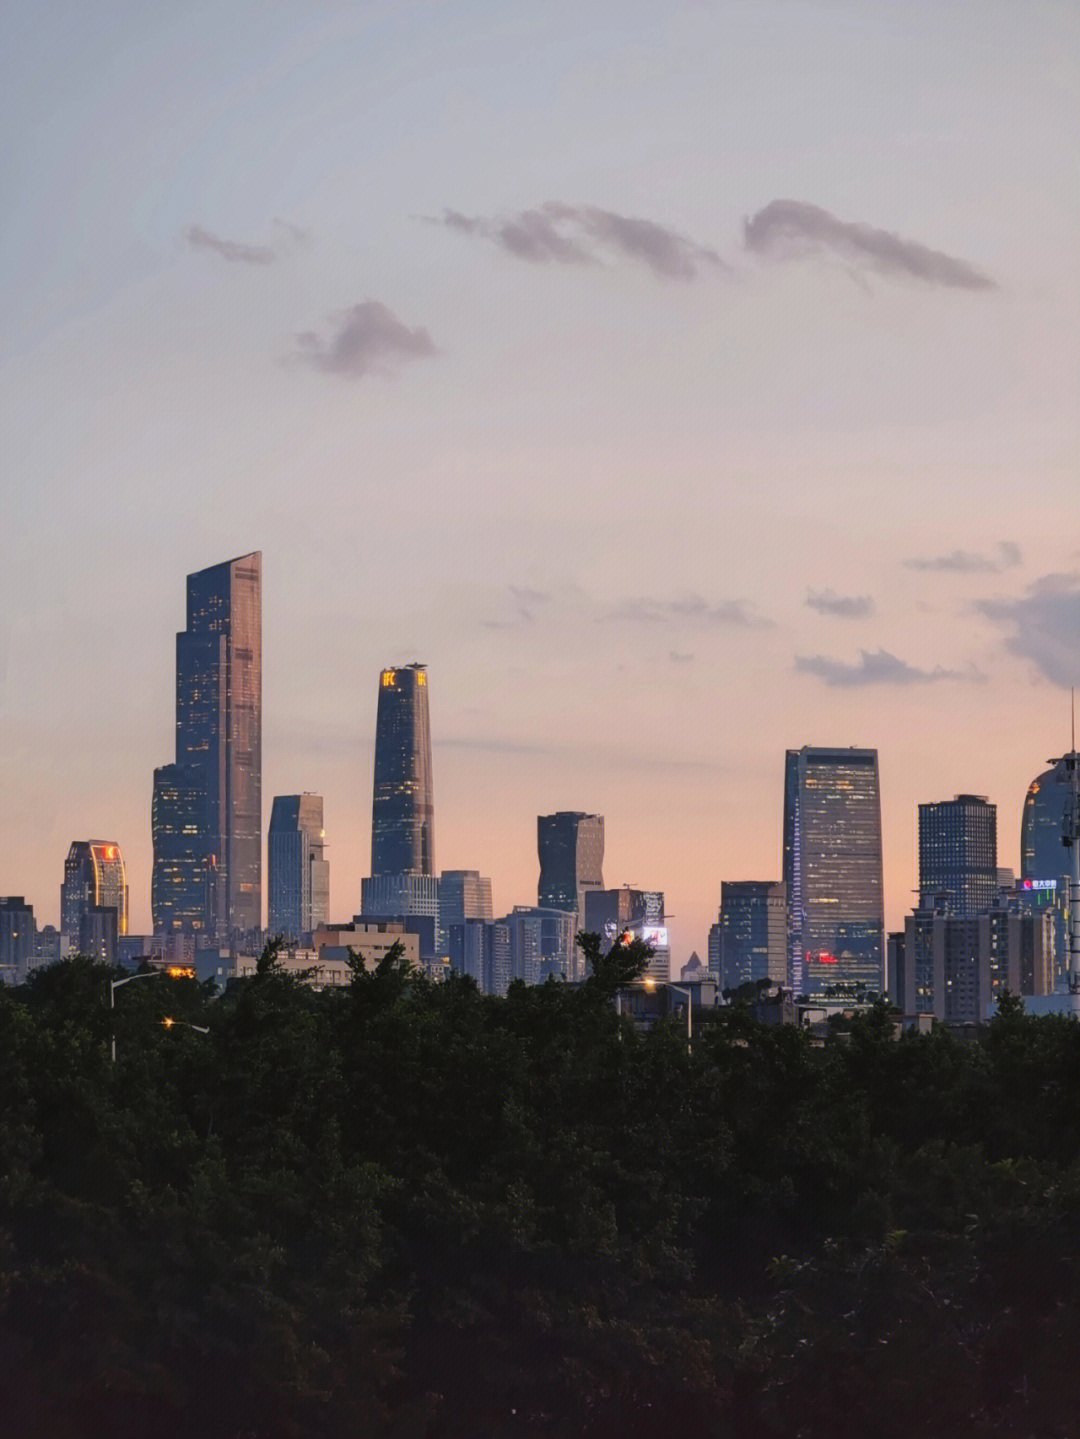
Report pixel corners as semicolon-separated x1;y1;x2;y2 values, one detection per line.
3;1;1078;960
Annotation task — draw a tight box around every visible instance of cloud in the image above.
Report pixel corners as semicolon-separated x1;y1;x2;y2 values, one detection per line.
794;648;968;687
805;588;874;619
904;543;1022;574
669;650;694;665
482;585;553;629
431;201;723;279
293;301;439;378
604;593;771;627
977;572;1080;687
185;224;276;264
743;200;996;290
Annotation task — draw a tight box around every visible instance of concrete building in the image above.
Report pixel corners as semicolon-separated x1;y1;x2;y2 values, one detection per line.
918;795;998;916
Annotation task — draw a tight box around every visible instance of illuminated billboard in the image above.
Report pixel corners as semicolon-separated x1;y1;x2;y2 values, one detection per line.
641;926;669;948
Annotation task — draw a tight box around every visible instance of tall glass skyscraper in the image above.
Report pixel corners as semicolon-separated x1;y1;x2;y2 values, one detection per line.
370;664;434;878
783;747;884;996
918;795;998;915
269;794;329;942
1022;753;1077;882
152;553;262;940
61;840;128;951
537;812;605;928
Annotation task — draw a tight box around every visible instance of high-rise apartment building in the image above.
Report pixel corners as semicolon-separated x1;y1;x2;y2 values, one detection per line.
152;553;262;940
370;664;434;878
269;794;329;942
783;747;885;996
61;841;128;953
717;881;787;991
537;812;604;929
918;795;998;915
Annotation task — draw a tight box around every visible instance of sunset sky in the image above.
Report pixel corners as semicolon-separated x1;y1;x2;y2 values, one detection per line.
3;0;1078;960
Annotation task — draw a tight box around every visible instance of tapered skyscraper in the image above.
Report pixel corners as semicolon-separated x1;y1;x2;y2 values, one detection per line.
370;664;434;878
152;553;261;940
783;746;884;996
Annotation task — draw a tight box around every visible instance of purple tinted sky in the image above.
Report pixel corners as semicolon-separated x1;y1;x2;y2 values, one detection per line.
2;0;1078;959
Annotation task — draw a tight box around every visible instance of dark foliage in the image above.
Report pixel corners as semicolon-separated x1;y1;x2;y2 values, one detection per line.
5;955;1080;1436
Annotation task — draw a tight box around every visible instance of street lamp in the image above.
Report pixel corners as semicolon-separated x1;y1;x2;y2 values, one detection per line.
109;971;160;1062
161;1017;210;1035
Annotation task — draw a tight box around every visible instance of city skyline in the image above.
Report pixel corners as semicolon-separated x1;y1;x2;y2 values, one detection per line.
3;2;1078;961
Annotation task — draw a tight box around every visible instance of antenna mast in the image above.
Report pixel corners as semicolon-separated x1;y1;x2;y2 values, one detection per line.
1062;688;1080;1008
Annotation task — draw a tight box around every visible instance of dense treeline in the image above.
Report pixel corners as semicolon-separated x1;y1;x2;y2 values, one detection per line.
5;940;1080;1437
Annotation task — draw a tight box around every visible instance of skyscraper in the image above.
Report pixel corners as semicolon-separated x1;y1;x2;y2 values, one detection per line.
537;812;604;929
918;795;998;915
783;747;885;996
152;553;262;940
362;664;438;933
440;870;493;928
61;840;128;953
269;794;329;942
370;664;434;878
1022;753;1077;883
717;881;787;991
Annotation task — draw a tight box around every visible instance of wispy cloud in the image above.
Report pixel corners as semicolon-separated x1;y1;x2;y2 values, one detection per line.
794;648;969;687
293;301;439;378
185;224;276;265
482;586;553;629
904;542;1022;574
432;202;724;280
743;200;996;290
604;593;771;627
805;588;874;619
977;572;1080;687
669;650;694;665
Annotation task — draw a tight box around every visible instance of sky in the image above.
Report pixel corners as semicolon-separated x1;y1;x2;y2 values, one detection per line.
3;0;1079;962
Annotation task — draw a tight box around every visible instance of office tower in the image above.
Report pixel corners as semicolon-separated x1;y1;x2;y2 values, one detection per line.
370;664;434;879
707;921;722;979
918;795;998;916
717;881;787;991
79;906;118;965
537;812;604;928
269;794;330;942
783;747;885;996
0;897;35;983
61;841;128;953
34;925;61;970
504;906;576;985
152;553;262;941
1022;752;1077;883
439;870;493;929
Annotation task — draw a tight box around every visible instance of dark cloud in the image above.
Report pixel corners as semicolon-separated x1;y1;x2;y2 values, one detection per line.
431;201;722;280
293;301;438;378
605;593;770;627
805;588;875;619
977;572;1080;687
794;648;967;687
743;200;996;290
185;224;276;264
904;543;1022;574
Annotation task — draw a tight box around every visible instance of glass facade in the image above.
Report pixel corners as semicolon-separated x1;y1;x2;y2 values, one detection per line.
538;813;605;927
1022;755;1076;882
269;794;329;942
61;840;128;950
918;795;998;915
718;880;787;990
152;553;262;940
783;747;884;996
371;665;434;878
